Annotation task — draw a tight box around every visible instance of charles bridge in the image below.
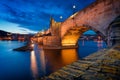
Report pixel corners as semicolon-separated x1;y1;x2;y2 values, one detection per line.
32;0;120;48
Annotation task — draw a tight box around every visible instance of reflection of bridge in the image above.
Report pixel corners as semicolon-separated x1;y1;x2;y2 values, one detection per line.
33;0;120;48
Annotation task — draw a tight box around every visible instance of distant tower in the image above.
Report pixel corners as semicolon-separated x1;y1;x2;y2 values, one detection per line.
49;17;61;36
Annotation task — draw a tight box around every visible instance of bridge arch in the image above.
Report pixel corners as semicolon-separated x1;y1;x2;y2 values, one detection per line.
61;25;105;46
60;0;120;47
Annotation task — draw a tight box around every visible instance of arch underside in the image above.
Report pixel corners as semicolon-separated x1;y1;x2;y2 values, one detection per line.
61;26;89;46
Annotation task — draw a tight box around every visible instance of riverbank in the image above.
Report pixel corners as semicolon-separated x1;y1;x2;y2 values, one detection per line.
46;45;120;80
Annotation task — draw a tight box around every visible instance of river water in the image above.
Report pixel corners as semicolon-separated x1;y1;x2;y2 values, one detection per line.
0;40;106;80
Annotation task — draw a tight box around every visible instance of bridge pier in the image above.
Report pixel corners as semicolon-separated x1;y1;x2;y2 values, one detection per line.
107;16;120;47
42;36;61;49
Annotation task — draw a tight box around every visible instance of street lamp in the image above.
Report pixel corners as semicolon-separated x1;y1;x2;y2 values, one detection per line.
72;5;76;14
60;16;63;19
73;5;76;9
72;5;76;27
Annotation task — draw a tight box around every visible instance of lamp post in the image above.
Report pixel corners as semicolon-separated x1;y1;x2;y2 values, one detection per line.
60;16;63;20
59;15;63;45
72;5;76;15
72;5;76;27
73;5;76;11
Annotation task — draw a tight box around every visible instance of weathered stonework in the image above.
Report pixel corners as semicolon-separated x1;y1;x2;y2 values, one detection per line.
107;16;120;47
43;36;61;46
37;37;43;44
49;18;61;36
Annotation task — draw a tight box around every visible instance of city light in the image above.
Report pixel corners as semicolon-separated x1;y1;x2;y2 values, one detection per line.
31;44;34;48
60;16;63;19
73;5;76;9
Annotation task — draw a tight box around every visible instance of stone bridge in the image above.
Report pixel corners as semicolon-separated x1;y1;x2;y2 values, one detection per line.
33;0;120;48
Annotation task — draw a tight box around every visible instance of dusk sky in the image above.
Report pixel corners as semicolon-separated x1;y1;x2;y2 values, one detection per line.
0;0;96;34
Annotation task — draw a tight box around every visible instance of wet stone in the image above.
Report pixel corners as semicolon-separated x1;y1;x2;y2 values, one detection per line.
88;66;101;72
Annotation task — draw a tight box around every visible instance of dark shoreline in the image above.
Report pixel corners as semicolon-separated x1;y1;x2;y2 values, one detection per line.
13;42;33;51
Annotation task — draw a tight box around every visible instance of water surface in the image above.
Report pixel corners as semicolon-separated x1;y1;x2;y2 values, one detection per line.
0;40;106;80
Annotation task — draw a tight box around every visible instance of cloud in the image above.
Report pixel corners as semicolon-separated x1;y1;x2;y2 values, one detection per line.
18;26;37;34
0;19;37;34
0;0;96;33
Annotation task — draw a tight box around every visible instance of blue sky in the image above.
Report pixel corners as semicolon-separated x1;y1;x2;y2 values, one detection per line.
0;0;96;34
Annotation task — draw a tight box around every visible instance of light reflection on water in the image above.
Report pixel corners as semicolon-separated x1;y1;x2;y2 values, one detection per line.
30;45;47;79
30;40;106;79
61;49;79;65
31;51;38;79
97;41;104;50
30;48;79;78
0;40;106;80
39;49;46;76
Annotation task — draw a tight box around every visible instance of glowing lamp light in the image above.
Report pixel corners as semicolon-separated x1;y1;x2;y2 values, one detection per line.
31;44;34;47
73;5;76;9
60;16;63;19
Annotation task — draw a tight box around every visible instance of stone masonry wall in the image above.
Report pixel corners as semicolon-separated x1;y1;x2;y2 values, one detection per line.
43;36;61;46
